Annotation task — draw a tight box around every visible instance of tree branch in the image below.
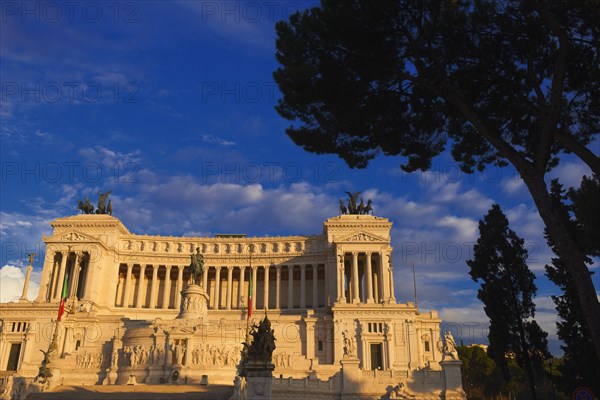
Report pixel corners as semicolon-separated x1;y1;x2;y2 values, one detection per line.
556;131;600;176
530;1;569;172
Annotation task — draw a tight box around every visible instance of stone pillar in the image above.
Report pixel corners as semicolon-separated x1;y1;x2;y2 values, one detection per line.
35;253;51;302
245;361;275;400
338;252;346;303
122;263;134;308
365;252;374;303
304;317;316;360
238;266;246;308
275;266;281;309
312;264;319;308
202;265;209;290
162;266;172;309
251;266;257;309
388;260;396;302
19;263;33;301
263;265;270;310
287;265;294;308
373;270;379;303
150;265;159;308
53;252;68;301
135;265;147;308
46;253;59;301
69;252;81;298
175;266;184;309
441;360;465;398
300;264;306;308
82;253;96;301
351;252;360;304
214;266;221;310
379;252;387;302
226;266;233;310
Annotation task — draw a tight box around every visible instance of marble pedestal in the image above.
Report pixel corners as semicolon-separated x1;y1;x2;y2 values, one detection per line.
245;360;274;400
177;284;209;320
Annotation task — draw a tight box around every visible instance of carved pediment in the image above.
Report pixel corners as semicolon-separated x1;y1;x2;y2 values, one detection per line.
57;231;98;242
337;231;387;243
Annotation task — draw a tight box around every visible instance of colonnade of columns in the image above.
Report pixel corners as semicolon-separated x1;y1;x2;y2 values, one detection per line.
115;263;326;311
337;250;395;304
40;250;92;302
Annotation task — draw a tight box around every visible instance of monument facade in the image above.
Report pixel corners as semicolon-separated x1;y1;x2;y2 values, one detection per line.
0;212;465;399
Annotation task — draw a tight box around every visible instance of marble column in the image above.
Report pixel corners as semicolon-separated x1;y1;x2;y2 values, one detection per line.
226;266;233;310
379;251;390;303
53;251;69;301
251;266;257;309
35;253;51;302
122;263;134;308
238;266;246;309
312;264;319;308
338;252;346;303
365;252;374;303
135;265;147;308
202;265;209;290
175;266;184;309
300;265;306;308
162;266;172;309
351;252;360;303
275;266;281;309
19;263;33;301
82;253;96;301
287;265;294;309
214;266;221;310
149;265;159;308
388;260;396;302
69;252;81;298
263;265;270;310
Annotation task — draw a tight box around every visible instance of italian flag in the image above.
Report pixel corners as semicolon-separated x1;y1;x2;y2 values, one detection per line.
57;268;70;321
247;274;253;319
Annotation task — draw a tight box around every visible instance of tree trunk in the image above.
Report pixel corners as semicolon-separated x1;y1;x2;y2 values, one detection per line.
517;319;538;400
520;172;600;361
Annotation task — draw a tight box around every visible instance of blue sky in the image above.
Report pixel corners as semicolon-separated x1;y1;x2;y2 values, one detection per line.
1;1;597;355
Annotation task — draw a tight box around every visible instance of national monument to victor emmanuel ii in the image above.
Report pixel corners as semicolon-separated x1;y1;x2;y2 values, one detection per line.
0;198;465;400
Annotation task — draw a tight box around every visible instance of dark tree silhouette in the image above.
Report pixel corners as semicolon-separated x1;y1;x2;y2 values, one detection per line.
468;204;550;400
545;177;600;395
274;0;600;358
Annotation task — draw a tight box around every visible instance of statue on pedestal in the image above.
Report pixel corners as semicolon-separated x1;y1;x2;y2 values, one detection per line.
189;247;205;286
442;331;459;360
36;348;53;383
247;316;276;362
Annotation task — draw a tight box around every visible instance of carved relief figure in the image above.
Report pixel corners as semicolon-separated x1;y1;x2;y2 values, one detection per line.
342;330;357;357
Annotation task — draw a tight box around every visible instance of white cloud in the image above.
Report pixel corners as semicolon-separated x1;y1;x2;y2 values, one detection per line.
0;265;40;303
502;176;526;196
0;211;51;267
202;134;235;146
78;145;142;170
548;161;593;188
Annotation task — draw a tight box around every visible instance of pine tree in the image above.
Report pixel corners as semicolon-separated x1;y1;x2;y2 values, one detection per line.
545;177;600;395
468;204;550;400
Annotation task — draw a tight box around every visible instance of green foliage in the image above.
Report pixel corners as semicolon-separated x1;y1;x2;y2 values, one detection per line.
274;0;599;173
545;177;600;395
468;204;550;399
273;0;600;361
